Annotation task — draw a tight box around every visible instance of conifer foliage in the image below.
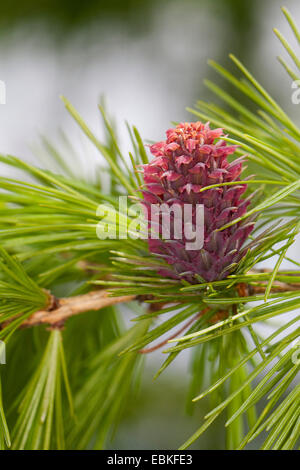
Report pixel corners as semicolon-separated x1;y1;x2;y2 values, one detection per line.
0;7;299;450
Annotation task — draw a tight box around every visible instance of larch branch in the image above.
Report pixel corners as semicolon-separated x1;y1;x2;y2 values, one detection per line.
22;290;135;328
2;270;299;329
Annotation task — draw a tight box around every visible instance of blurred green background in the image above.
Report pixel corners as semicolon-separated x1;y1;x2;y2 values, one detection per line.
0;0;299;449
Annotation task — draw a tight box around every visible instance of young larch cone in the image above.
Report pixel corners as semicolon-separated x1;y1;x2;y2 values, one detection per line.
141;122;255;283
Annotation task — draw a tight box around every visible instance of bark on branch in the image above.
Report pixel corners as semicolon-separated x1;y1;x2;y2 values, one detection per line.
1;271;299;329
22;290;135;328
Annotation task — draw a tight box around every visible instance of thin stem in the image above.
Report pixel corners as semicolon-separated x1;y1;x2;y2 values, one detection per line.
1;269;299;330
21;291;135;327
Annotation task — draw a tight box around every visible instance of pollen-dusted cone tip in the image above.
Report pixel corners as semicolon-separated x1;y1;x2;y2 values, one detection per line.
141;121;255;283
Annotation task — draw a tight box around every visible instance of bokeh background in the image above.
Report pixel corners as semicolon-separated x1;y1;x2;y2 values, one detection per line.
0;0;299;449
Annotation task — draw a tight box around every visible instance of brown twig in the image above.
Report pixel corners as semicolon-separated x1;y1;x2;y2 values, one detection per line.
1;269;299;330
251;282;300;294
139;311;202;354
138;307;230;354
21;290;135;328
237;270;300;296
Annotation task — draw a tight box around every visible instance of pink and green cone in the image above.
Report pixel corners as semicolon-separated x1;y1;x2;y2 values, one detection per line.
141;121;255;283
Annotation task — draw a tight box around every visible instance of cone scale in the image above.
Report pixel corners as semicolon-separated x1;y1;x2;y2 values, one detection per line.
141;122;254;283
